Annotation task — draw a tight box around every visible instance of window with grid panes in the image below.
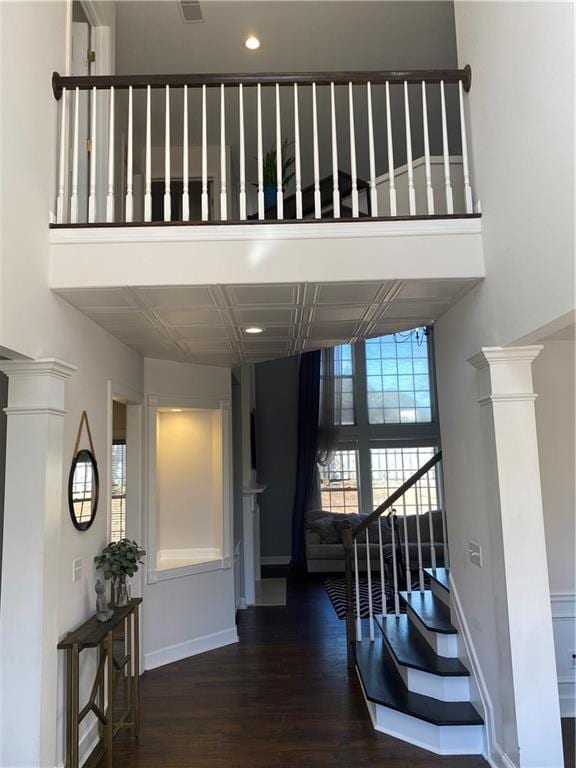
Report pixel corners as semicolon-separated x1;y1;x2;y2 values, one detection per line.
316;327;440;517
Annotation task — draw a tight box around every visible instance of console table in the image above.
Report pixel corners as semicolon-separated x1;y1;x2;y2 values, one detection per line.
58;598;141;768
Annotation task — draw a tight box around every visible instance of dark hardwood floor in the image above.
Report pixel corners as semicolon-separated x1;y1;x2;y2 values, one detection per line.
108;573;572;768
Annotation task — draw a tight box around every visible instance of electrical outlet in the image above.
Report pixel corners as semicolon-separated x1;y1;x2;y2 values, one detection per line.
469;541;483;567
72;558;82;582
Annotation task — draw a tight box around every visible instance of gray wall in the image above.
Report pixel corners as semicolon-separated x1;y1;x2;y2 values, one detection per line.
255;356;300;560
0;372;7;602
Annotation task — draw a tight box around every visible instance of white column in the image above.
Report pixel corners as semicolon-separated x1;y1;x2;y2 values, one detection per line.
468;346;564;768
0;359;76;768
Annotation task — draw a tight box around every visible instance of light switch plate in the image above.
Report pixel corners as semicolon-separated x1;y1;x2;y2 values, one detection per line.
469;541;482;567
72;558;82;582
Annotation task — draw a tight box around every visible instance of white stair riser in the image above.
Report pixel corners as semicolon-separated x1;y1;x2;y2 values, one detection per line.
373;704;484;756
430;579;451;607
406;605;459;658
389;651;471;701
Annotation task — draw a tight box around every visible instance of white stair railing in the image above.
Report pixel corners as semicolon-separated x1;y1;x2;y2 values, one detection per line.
343;451;446;656
51;67;474;225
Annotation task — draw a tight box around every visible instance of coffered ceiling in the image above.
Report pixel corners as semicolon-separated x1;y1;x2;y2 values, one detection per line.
55;278;479;367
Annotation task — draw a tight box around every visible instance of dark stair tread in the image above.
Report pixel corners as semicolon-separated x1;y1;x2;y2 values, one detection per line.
355;638;483;726
425;567;450;592
376;614;469;677
400;590;457;634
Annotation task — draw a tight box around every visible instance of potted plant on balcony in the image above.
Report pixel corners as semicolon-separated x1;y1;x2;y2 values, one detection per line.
260;139;295;210
94;538;146;608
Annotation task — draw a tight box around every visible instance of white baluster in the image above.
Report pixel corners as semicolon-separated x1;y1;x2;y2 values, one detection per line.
88;87;97;223
312;83;321;218
440;80;454;214
220;84;227;221
275;84;283;219
404;81;416;216
239;83;246;221
294;84;302;220
144;85;152;222
201;84;208;221
56;87;67;223
365;529;374;641
378;517;387;619
106;86;115;223
70;87;80;223
427;467;438;570
182;85;189;221
385;81;397;216
402;502;411;593
353;539;362;640
164;85;171;222
330;82;340;218
348;83;359;218
422;81;434;215
415;480;425;592
257;83;264;219
366;82;378;217
390;512;400;616
125;86;134;222
459;80;473;213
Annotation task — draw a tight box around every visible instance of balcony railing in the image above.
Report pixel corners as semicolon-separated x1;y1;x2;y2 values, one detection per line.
51;67;474;227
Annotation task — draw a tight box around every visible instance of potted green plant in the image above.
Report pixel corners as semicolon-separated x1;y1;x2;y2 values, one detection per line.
94;538;146;608
260;139;295;209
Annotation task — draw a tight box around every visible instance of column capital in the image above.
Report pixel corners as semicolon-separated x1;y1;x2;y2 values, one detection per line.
0;358;77;380
468;345;543;371
468;346;542;404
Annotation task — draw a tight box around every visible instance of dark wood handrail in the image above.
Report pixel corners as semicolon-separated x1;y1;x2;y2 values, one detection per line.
350;450;442;539
52;67;471;100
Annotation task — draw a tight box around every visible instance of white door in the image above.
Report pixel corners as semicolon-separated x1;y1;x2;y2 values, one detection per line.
71;21;91;222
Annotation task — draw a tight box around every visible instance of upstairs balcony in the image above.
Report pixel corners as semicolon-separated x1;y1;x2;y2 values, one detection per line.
48;67;484;367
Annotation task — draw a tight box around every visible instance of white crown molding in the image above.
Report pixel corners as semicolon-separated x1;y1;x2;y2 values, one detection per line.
49;217;482;245
4;407;67;417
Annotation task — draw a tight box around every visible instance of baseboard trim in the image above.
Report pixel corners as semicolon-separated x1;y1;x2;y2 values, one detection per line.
144;626;239;671
56;719;100;768
449;576;517;768
559;677;576;717
260;556;291;565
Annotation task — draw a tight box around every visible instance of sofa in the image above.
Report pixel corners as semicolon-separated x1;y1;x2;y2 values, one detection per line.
305;508;446;573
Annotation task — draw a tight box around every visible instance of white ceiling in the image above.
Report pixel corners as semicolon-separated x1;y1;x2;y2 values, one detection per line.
55;278;479;366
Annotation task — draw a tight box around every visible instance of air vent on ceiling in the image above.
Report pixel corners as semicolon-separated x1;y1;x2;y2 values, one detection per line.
178;0;204;23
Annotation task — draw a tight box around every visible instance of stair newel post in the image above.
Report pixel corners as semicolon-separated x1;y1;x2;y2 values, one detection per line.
377;516;387;619
426;466;437;571
414;478;425;593
342;524;357;669
365;528;374;641
389;510;400;616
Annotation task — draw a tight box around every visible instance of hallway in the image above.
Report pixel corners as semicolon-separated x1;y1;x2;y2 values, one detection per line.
110;574;490;768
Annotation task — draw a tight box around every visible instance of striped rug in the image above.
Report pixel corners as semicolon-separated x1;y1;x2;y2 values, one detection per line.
323;576;393;619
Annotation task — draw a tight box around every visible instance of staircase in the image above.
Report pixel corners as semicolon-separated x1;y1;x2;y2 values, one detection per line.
354;568;485;755
342;453;486;756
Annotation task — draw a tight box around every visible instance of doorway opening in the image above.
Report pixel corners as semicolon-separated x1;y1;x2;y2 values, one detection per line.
111;400;127;541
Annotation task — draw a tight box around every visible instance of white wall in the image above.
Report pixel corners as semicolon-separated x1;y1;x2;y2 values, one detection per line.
142;359;237;670
533;340;576;717
156;409;222;553
0;2;145;766
434;2;574;766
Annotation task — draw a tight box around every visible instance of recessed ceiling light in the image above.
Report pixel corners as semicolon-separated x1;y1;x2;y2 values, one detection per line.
245;36;260;50
245;327;264;334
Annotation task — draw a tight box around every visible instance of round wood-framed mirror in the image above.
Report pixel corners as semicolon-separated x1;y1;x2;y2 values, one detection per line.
68;448;100;531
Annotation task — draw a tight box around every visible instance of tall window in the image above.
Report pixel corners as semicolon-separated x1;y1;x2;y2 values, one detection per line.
318;450;359;514
317;327;439;516
371;447;437;515
366;331;431;424
111;441;127;541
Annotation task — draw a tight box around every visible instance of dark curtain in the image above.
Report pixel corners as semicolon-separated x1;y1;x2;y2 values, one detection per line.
290;350;321;569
